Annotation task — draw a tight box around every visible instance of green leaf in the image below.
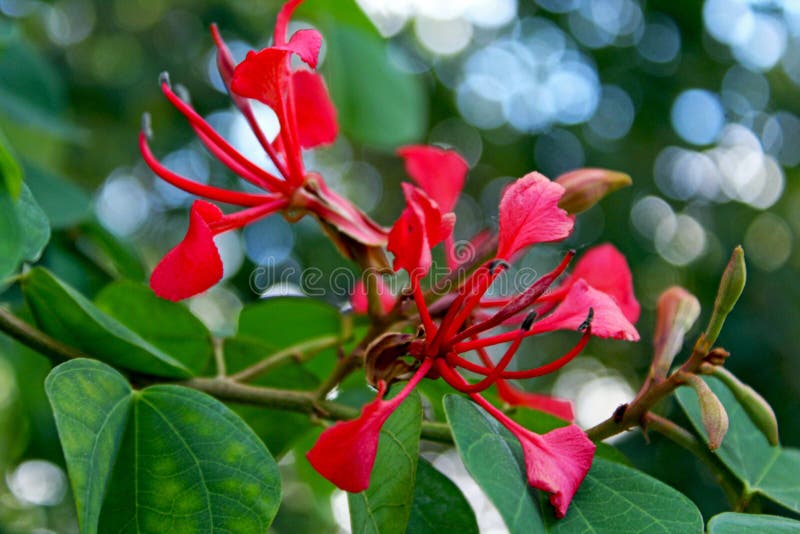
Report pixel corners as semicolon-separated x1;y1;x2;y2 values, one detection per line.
23;164;91;229
238;297;343;379
676;375;800;513
0;129;22;198
224;336;319;456
444;394;546;533
95;280;213;376
75;221;146;280
22;267;193;378
98;384;281;532
323;24;426;150
349;390;422;534
16;183;50;262
445;395;702;533
46;359;282;533
406;458;479;534
707;512;800;533
0;193;23;279
45;359;132;534
546;458;703;533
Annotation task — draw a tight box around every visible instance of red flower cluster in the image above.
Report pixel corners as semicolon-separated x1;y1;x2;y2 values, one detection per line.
141;0;386;301
142;0;641;520
308;147;640;518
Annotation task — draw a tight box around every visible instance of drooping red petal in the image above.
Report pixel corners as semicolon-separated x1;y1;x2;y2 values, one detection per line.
387;184;454;278
496;380;575;421
306;359;432;492
231;48;291;111
352;278;395;315
275;28;322;68
496;173;574;261
274;0;304;46
568;243;640;323
397;145;468;213
514;424;595;518
150;200;224;302
532;279;639;341
470;393;594;518
292;70;337;148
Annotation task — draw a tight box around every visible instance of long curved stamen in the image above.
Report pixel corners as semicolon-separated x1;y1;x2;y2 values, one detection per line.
208;196;289;233
447;333;525;393
210;24;290;180
140;132;274;207
160;81;287;193
413;283;437;339
452;251;574;344
500;326;590;379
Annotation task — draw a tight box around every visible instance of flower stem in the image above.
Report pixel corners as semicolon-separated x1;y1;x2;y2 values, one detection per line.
0;307;84;363
230;334;341;383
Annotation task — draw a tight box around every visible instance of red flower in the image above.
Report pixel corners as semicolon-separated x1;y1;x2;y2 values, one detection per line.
307;150;640;518
142;0;387;301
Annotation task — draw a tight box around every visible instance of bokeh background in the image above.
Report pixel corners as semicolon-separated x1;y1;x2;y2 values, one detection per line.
2;0;799;531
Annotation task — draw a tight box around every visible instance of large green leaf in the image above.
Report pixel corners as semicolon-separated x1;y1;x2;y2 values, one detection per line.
23;164;91;228
676;375;800;513
546;458;703;533
99;384;281;532
16;183;50;263
95;280;213;376
0;193;22;279
22;268;192;378
0;129;22;198
237;296;344;379
349;390;422;534
445;395;703;533
707;512;800;533
323;24;426;150
406;457;479;534
444;394;546;533
46;359;282;533
224;336;319;456
45;359;132;534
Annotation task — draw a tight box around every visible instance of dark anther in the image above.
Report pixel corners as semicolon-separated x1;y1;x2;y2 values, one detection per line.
613;403;628;423
159;71;171;87
578;307;594;332
488;259;510;275
521;311;537;331
141;113;153;139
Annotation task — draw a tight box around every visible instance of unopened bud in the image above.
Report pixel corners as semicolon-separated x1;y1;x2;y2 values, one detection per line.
651;287;701;379
555;168;632;214
703;246;746;347
704;347;730;367
711;366;779;446
682;373;729;450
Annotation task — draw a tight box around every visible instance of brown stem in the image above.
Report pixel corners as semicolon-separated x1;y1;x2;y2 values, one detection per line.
230;335;340;383
0;307;84;363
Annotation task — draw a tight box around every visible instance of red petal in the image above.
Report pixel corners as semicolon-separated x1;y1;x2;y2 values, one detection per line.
496;173;573;260
150;200;224;302
292;70;337;148
275;29;322;68
387;184;454;277
569;244;640;323
231;48;291;111
306;359;432;492
352;278;395;315
397;145;468;213
496;380;575;421
533;279;640;341
274;0;304;46
512;424;595;518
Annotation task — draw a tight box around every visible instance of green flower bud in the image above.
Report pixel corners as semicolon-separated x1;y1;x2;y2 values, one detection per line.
704;246;746;347
682;373;729;450
712;367;779;446
555;168;632;215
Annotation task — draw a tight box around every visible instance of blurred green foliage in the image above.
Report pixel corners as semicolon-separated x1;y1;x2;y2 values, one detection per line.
2;0;800;531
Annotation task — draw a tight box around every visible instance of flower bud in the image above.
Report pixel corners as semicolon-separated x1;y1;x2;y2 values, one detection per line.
364;332;415;387
651;286;701;379
704;246;746;347
682;373;729;450
711;367;779;446
555;168;632;215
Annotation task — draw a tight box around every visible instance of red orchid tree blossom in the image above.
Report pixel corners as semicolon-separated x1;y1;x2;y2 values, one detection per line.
309;148;640;518
141;0;386;301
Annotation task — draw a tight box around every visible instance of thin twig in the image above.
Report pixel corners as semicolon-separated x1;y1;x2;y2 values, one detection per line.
0;307;85;363
213;337;226;377
230;335;340;383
